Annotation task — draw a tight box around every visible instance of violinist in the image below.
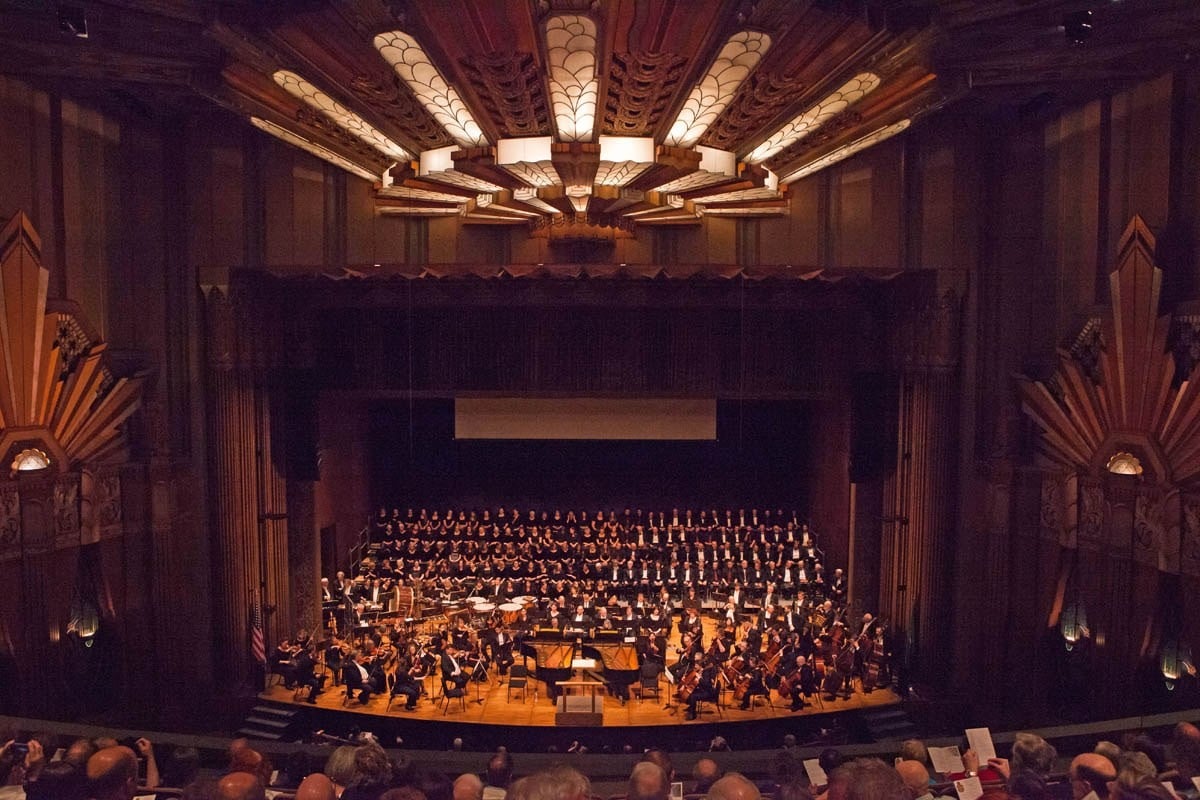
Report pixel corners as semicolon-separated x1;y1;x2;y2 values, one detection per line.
441;644;470;690
683;654;719;720
489;623;516;676
390;651;422;710
293;643;326;704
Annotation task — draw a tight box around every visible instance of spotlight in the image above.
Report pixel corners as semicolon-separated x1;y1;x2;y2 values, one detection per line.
1063;10;1094;46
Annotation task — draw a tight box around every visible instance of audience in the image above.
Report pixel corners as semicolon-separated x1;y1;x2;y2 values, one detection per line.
13;716;1200;800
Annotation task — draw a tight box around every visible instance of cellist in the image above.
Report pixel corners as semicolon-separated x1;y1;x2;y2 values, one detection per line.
683;653;719;720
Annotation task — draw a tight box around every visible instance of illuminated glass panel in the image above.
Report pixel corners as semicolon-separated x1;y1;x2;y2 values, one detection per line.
781;119;911;184
746;73;881;164
544;15;598;142
666;31;771;148
250;116;378;181
273;70;409;161
374;30;487;147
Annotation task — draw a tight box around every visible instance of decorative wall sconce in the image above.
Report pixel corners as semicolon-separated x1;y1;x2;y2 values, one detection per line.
1106;451;1144;475
11;447;50;476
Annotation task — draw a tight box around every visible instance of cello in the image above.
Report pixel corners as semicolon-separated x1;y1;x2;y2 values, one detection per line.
677;664;702;702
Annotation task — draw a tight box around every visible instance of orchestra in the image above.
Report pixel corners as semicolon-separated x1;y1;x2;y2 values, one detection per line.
272;506;891;716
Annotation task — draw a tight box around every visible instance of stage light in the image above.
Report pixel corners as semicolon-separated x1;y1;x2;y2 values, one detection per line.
1063;10;1094;46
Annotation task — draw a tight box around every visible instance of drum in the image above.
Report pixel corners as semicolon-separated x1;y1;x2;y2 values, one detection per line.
474;602;496;616
500;602;523;624
514;595;536;606
466;596;487;605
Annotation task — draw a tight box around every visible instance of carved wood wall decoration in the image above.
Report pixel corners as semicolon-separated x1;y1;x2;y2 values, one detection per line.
1019;218;1200;487
0;213;145;472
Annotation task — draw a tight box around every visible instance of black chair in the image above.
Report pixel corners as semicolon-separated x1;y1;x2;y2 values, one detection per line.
507;664;529;702
637;672;661;703
441;678;467;715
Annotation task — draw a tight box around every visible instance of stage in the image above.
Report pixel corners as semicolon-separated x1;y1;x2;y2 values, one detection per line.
255;662;903;752
261;672;899;727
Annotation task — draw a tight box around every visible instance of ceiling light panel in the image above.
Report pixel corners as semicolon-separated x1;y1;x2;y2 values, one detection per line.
250;116;378;181
746;72;881;164
782;119;911;184
544;15;599;142
665;31;771;148
374;30;488;148
273;70;410;161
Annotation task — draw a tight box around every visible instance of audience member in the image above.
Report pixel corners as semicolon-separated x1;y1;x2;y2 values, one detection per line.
87;746;139;800
483;752;512;800
453;773;483;800
342;744;393;800
899;741;930;767
693;758;723;794
896;760;949;800
826;759;906;800
641;750;676;783
325;746;358;796
215;771;266;800
1012;733;1058;778
506;766;590;800
1070;753;1116;800
629;762;670;800
296;773;337;800
708;773;762;800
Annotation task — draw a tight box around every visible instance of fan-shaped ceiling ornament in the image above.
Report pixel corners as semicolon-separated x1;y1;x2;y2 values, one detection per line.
203;2;943;239
1017;217;1200;487
0;212;145;473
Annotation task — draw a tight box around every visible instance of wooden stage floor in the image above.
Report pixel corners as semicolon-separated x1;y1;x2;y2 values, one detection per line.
260;674;900;728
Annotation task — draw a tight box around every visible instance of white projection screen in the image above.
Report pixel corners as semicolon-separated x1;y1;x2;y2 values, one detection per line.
454;397;717;440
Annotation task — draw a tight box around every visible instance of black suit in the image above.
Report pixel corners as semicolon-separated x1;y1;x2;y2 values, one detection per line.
343;660;378;703
294;650;326;703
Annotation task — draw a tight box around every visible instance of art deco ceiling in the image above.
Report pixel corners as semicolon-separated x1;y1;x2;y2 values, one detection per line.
1;1;1199;235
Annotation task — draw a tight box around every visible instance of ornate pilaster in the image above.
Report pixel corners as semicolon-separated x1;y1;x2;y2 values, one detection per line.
204;285;292;687
880;285;962;681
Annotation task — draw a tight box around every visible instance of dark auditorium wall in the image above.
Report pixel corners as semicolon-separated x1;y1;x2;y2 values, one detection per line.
0;76;213;724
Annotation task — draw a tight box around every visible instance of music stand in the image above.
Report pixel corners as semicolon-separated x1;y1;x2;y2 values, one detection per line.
662;664;678;713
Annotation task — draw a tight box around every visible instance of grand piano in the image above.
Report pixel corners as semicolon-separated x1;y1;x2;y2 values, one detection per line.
520;629;640;701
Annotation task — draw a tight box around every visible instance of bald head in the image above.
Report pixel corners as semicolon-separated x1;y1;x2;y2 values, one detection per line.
629;762;669;800
895;761;931;795
708;773;763;800
1071;753;1117;800
296;773;337;800
87;746;138;800
217;771;266;800
455;773;484;800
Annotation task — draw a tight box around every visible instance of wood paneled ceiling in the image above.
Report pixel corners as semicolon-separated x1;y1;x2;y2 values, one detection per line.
1;1;1198;234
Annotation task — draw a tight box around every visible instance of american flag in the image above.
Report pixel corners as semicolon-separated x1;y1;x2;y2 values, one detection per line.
250;591;267;666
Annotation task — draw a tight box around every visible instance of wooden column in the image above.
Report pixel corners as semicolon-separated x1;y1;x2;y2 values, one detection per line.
205;287;291;688
880;288;961;682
